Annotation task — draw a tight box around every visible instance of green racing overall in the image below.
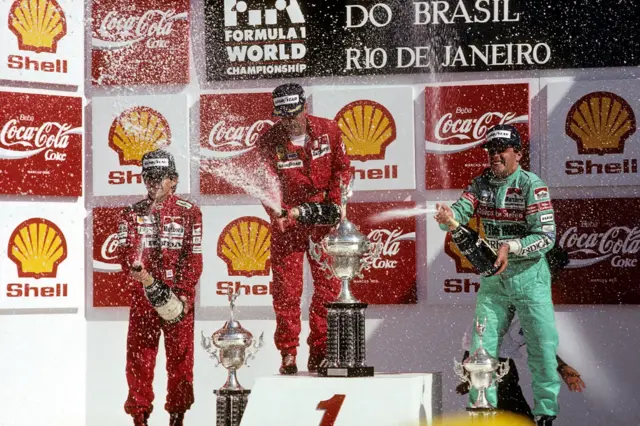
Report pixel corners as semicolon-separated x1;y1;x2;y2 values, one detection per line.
442;166;561;417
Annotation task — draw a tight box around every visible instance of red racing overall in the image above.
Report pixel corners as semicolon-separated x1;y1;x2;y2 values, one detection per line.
256;114;351;358
117;194;203;417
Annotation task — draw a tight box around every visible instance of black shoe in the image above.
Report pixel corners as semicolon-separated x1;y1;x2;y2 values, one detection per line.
169;412;184;426
535;415;556;426
279;353;298;375
307;352;325;373
132;413;149;426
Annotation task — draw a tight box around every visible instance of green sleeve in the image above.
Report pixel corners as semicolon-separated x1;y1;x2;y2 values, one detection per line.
438;181;479;231
507;179;556;258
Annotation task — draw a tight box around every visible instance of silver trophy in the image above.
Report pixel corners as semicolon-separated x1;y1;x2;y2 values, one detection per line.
308;177;382;377
201;290;264;426
454;317;510;417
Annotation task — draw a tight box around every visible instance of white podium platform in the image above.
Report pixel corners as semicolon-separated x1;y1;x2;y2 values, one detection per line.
240;372;442;426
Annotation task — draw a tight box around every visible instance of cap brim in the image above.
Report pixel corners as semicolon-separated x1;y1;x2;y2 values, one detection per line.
273;103;304;117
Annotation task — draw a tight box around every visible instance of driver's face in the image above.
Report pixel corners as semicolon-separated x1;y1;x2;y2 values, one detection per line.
485;144;522;178
143;174;175;201
279;111;307;135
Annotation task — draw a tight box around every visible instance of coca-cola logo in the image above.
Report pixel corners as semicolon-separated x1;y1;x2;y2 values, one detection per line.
560;226;640;268
203;119;274;159
425;111;528;154
363;229;415;269
93;232;123;272
0;119;82;161
92;9;188;50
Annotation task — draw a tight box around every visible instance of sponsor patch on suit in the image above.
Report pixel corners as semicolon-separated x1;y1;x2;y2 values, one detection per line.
277;159;304;169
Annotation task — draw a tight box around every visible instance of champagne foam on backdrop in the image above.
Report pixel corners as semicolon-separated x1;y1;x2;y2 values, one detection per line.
198;158;282;213
368;206;439;224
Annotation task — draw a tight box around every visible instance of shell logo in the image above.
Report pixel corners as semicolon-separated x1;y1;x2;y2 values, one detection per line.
334;100;397;161
565;91;636;155
217;216;271;277
8;0;67;54
443;217;485;274
7;218;67;279
108;106;171;166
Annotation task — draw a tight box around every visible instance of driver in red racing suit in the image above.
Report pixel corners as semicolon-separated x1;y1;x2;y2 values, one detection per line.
117;149;203;426
254;83;351;375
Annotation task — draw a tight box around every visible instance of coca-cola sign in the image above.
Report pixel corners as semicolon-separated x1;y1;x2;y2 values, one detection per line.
200;93;275;194
0;119;81;160
92;207;130;307
91;0;189;86
204;119;274;159
553;198;640;304
347;201;417;304
424;83;530;189
0;91;82;196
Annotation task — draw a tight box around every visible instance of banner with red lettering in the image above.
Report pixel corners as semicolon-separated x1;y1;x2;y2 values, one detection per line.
312;86;416;191
91;94;190;196
91;0;190;86
200;93;275;195
544;79;639;187
346;201;417;304
425;83;530;189
92;207;129;307
199;204;273;307
0;0;84;85
0;91;83;196
0;202;84;309
552;198;640;304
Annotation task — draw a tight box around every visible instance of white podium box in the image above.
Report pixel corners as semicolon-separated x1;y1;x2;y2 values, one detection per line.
240;372;442;426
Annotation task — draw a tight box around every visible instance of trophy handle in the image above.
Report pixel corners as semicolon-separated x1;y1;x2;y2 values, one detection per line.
357;241;383;277
453;358;470;383
245;332;265;367
494;358;511;383
308;237;335;279
200;331;221;367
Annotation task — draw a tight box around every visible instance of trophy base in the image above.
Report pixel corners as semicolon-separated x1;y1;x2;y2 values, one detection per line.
317;365;374;377
466;407;498;417
214;388;251;426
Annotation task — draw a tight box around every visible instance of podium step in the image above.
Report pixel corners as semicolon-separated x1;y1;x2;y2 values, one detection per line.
239;372;442;426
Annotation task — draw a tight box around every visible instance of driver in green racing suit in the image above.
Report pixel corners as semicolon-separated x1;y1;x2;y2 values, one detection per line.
435;124;560;426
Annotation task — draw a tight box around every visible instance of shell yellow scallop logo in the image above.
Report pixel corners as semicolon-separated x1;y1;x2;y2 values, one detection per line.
8;218;67;279
108;106;172;166
334;100;397;161
565;91;636;155
9;0;67;54
217;216;271;277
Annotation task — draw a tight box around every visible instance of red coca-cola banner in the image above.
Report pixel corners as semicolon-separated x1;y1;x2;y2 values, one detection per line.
199;93;275;195
0;91;82;196
346;202;417;304
92;207;129;307
91;0;189;86
424;83;530;189
553;198;640;304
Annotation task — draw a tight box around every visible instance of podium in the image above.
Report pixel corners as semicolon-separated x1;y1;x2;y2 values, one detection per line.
239;372;442;426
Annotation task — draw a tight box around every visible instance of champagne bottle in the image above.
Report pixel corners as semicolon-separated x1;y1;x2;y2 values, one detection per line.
448;218;500;277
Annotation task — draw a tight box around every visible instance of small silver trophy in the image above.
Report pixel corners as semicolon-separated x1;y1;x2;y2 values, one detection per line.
309;177;382;377
201;290;264;426
454;317;510;418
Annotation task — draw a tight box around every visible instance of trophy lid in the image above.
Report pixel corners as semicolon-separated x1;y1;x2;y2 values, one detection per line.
465;346;498;369
211;290;253;349
326;218;367;244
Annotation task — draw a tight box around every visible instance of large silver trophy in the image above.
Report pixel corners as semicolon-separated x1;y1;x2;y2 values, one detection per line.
201;290;264;426
454;317;510;418
309;177;382;377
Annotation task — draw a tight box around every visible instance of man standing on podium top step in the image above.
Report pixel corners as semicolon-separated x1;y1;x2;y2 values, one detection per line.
435;124;561;426
253;83;351;375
